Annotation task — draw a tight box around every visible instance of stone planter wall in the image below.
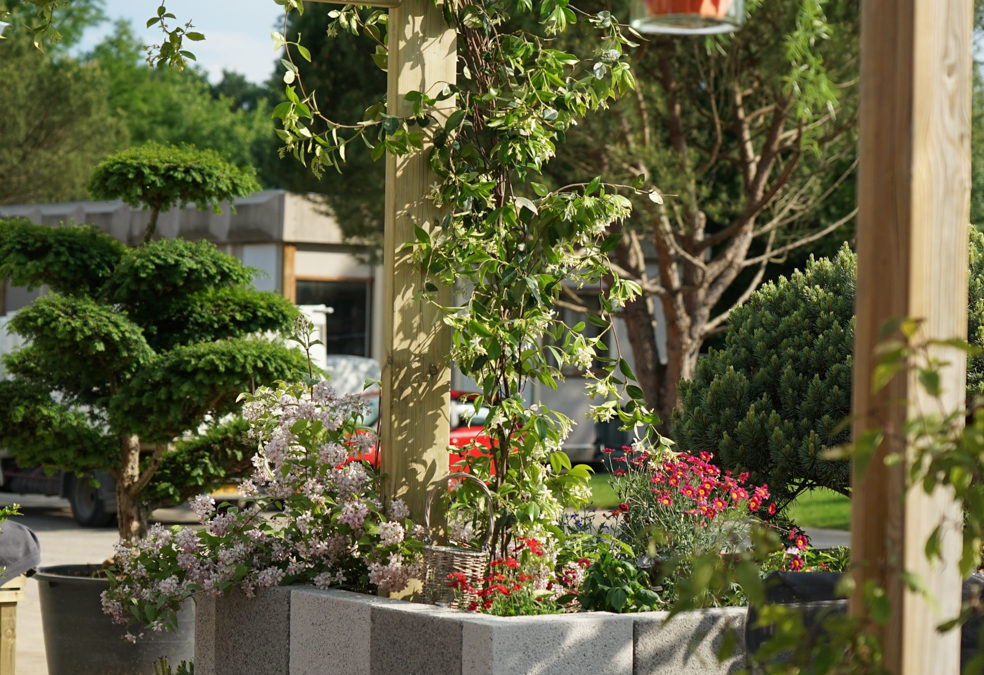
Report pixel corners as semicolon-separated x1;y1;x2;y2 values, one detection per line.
195;587;745;675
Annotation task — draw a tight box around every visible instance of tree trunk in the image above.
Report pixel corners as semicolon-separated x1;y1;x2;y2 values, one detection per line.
116;434;149;543
141;207;161;244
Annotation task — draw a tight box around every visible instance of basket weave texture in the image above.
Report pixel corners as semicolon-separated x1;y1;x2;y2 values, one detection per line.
420;472;493;607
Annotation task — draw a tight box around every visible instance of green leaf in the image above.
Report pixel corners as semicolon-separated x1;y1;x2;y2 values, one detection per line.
599;234;621;253
917;368;941;396
445;109;466;131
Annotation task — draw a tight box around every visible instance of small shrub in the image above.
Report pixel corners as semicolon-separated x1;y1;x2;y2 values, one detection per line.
674;232;984;509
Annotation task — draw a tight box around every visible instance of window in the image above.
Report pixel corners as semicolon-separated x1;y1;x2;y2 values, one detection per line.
295;279;372;356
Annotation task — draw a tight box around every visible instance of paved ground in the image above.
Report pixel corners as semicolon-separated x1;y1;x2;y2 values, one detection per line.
0;494;851;675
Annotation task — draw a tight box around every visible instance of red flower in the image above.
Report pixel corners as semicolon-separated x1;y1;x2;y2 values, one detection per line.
767;503;777;515
613;468;627;477
504;557;520;569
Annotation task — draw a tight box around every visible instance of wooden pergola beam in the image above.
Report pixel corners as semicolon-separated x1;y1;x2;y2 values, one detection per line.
852;1;971;671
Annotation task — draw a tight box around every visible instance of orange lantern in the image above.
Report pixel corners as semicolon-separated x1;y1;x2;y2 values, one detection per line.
631;0;744;35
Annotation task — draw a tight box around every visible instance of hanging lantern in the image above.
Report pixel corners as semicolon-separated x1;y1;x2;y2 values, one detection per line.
631;0;744;35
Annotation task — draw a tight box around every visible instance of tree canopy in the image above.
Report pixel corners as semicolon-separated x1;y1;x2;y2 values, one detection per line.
87;142;260;242
545;0;860;427
0;11;273;206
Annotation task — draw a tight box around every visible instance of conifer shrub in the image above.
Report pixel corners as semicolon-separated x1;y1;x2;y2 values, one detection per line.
674;232;984;509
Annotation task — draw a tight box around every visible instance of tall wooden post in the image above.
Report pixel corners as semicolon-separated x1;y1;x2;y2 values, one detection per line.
305;0;455;521
379;2;455;520
852;1;971;672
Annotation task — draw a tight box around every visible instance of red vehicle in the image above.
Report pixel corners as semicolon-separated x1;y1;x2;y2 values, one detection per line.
355;390;493;469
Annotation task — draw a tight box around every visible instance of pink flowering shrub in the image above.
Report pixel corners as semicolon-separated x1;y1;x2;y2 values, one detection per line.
102;379;423;639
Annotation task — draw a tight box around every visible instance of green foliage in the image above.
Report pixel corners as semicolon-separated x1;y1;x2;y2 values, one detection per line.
257;5;386;249
0;378;117;471
578;548;661;613
142;416;252;510
543;0;860;424
0;218;307;535
0;218;125;295
674;233;984;509
85;22;272;173
0;33;123;204
675;245;856;508
271;1;661;555
88;142;259;220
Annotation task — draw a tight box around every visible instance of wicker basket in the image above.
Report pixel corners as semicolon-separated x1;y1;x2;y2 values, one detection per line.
420;472;494;607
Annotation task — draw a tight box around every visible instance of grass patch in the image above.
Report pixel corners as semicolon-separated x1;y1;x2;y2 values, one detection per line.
785;488;851;530
588;471;619;510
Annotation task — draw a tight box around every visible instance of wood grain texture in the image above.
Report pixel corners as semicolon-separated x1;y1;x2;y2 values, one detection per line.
281;243;296;302
852;1;970;672
379;1;456;520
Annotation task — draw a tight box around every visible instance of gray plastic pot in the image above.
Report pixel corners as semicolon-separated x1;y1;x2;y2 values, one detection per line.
35;564;194;675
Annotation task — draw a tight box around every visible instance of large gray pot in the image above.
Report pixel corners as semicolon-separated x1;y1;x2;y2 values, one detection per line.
36;564;195;675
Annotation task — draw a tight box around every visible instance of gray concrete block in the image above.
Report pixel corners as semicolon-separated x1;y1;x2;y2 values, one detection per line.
289;588;414;675
633;607;745;675
460;611;634;675
194;587;291;675
194;593;217;675
369;600;465;675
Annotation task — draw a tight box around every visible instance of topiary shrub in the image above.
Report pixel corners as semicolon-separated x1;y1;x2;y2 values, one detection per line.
673;232;984;510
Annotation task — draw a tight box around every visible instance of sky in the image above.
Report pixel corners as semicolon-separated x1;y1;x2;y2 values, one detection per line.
77;0;286;85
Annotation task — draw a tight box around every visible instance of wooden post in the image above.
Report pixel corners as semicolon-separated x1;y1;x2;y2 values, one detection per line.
282;243;296;302
0;576;25;675
852;1;971;672
301;2;455;522
379;2;455;520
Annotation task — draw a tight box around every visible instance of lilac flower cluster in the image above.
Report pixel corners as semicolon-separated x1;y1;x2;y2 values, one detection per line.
102;380;424;638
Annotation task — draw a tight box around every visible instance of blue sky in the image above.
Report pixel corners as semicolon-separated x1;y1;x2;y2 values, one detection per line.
78;0;286;84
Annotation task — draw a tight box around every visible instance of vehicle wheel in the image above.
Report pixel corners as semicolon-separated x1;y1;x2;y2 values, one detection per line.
68;475;115;527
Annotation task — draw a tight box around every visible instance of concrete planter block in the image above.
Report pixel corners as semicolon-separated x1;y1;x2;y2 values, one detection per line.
195;585;746;674
289;588;433;675
634;607;746;674
459;611;635;675
368;597;469;674
195;586;291;675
